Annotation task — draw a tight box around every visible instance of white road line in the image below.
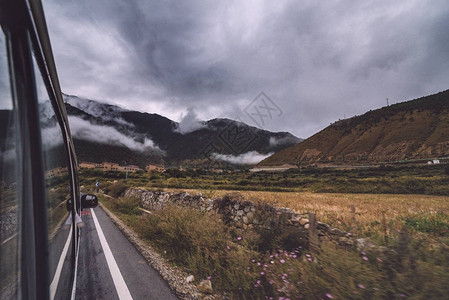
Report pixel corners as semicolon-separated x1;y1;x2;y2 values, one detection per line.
0;232;18;246
70;225;81;300
91;208;133;300
50;225;73;300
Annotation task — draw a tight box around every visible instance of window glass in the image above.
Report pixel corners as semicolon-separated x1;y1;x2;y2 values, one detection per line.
0;33;20;299
33;57;74;299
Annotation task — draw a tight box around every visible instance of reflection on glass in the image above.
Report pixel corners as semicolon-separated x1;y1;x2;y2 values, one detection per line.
33;57;74;299
0;34;19;299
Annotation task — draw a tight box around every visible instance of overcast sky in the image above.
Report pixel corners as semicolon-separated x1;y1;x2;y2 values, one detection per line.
43;0;449;138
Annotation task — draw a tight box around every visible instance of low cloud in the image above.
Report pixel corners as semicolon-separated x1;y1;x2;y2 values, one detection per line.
68;116;159;152
41;125;65;149
64;94;134;128
269;136;301;147
212;151;273;165
175;107;206;134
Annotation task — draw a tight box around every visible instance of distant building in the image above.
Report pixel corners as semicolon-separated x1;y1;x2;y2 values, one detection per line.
79;161;142;172
102;162;120;171
79;162;97;169
145;164;165;172
433;159;440;164
249;164;296;172
45;167;68;178
120;165;140;172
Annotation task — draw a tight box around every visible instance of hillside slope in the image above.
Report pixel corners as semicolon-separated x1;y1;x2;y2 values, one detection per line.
259;90;449;166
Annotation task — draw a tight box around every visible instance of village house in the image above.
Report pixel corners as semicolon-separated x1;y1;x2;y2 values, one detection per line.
45;167;68;178
121;165;141;172
79;162;97;169
145;164;165;172
102;162;120;171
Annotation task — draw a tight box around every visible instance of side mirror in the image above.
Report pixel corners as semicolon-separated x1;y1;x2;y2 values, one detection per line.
81;194;98;209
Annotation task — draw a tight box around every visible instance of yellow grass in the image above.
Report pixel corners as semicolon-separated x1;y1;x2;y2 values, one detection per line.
164;188;449;235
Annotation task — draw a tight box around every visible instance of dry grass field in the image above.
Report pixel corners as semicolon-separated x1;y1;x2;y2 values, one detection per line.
165;188;449;239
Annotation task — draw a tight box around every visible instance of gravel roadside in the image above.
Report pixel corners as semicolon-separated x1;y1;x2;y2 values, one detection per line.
98;201;220;300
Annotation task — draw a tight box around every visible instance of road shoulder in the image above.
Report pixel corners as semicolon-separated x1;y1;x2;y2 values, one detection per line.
98;202;203;300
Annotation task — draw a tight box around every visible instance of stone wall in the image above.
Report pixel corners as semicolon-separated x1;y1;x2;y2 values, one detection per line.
123;188;355;245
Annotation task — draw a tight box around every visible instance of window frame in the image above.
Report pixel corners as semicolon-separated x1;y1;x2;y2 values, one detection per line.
1;0;81;299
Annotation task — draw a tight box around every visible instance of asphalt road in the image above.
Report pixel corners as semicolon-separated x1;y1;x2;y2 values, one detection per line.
75;206;178;300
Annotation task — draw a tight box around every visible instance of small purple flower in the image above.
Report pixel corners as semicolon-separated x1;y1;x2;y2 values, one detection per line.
307;257;312;262
251;259;256;263
399;293;407;298
362;256;369;261
257;262;261;266
361;251;366;256
280;259;285;264
226;246;230;250
260;271;265;275
357;284;365;289
237;236;242;241
326;293;333;299
270;260;274;264
292;255;297;258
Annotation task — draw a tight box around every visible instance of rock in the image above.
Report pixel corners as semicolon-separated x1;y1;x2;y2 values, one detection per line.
300;218;309;225
356;238;375;251
317;222;330;230
246;212;254;219
244;206;250;213
186;275;195;283
329;228;344;236
338;237;354;246
198;279;213;294
233;203;240;210
291;215;301;223
242;216;249;224
304;224;309;229
237;210;244;216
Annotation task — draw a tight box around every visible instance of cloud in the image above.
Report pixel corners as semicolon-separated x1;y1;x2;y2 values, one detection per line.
212;151;273;165
43;0;449;138
175;107;206;134
269;136;301;147
64;94;134;127
68;116;160;152
41;125;65;149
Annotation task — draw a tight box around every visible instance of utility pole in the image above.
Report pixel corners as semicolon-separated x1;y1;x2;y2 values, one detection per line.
386;98;389;106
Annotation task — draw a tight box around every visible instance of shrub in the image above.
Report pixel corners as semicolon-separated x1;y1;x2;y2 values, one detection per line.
135;206;260;295
104;181;129;198
404;213;449;236
111;196;141;215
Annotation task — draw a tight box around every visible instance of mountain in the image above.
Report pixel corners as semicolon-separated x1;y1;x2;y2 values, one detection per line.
60;94;302;167
259;90;449;167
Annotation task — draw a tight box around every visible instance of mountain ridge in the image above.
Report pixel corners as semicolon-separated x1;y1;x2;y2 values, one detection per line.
61;94;302;167
258;90;449;167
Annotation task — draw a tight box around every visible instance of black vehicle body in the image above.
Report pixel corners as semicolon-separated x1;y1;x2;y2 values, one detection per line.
0;0;97;299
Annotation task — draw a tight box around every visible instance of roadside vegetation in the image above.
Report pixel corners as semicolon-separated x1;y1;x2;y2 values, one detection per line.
95;179;449;299
80;163;449;196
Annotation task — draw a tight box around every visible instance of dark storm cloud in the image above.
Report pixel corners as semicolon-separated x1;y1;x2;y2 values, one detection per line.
43;0;449;138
